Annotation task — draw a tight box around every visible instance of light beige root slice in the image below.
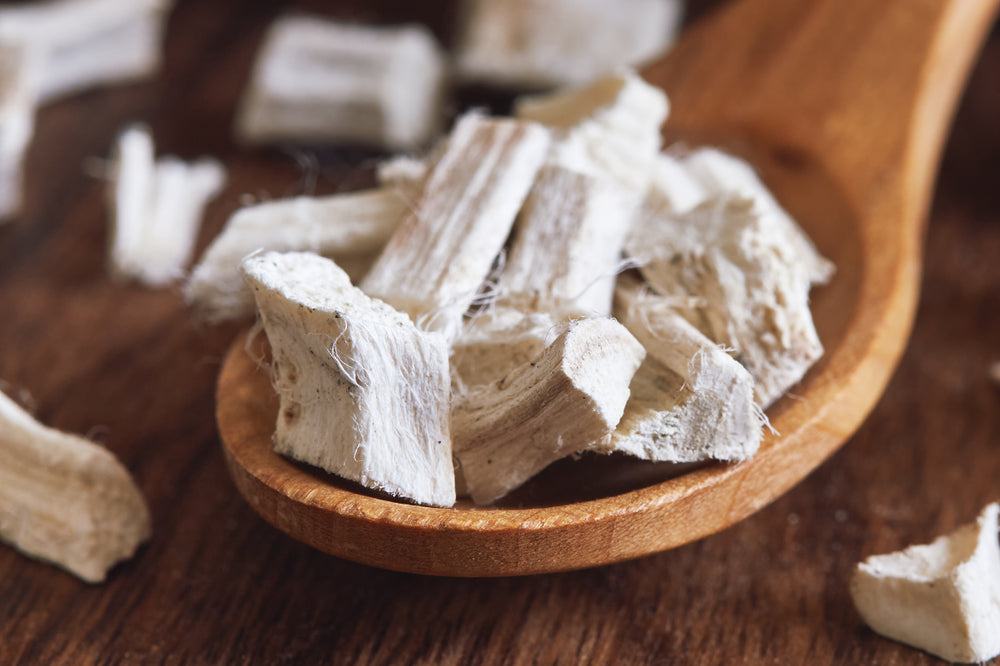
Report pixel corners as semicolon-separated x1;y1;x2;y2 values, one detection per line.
0;389;151;583
185;186;407;322
645;151;708;217
601;275;763;462
451;307;558;390
681;147;835;285
235;15;446;150
361;112;550;342
498;165;638;318
626;195;825;407
454;0;683;89
453;317;645;505
107;124;226;287
242;251;455;507
514;69;669;194
851;503;1000;663
0;44;35;223
0;0;171;103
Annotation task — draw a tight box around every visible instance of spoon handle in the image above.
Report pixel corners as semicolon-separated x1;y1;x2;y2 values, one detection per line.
645;0;1000;224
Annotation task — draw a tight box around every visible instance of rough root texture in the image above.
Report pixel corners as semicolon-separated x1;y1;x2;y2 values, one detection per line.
243;251;456;507
603;275;764;462
627;195;825;407
361;112;551;342
452;317;645;505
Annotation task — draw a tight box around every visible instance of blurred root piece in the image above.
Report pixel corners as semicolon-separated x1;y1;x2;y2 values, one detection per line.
602;275;763;462
498;165;638;318
626;195;825;407
236;15;447;151
361;113;550;342
0;389;151;583
454;0;683;89
645;151;707;216
851;503;1000;663
0;0;171;103
515;70;669;194
107;124;226;287
242;252;455;507
0;45;35;222
185;186;407;322
453;317;644;505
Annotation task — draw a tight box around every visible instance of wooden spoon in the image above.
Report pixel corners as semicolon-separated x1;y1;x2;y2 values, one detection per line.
216;0;1000;576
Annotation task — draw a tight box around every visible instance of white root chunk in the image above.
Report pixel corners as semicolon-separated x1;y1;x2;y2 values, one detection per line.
236;15;446;151
646;151;708;216
107;124;226;287
0;389;151;583
375;153;431;201
499;165;638;318
451;308;557;390
453;317;645;505
454;0;683;89
361;112;550;341
243;251;455;507
602;275;763;462
626;195;825;407
185;186;407;322
682;147;835;285
0;0;170;103
851;503;1000;663
515;70;669;194
0;45;35;222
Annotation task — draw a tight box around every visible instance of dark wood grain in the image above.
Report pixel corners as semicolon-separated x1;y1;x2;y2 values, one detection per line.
1;0;998;664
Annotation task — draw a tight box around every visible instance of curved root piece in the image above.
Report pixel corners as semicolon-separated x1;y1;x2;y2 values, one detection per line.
0;390;151;583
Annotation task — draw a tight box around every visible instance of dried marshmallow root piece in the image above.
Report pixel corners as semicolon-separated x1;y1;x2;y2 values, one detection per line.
242;251;455;507
454;0;682;89
236;15;446;151
645;152;708;217
499;165;638;318
0;389;151;583
0;0;170;103
453;318;645;505
626;195;825;408
107;125;226;287
185;187;407;322
0;45;35;223
451;307;558;390
375;154;431;201
602;275;763;462
682;147;835;285
851;503;1000;663
362;113;550;341
515;70;669;194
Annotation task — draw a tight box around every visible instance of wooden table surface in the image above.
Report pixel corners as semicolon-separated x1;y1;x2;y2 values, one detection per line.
1;1;998;663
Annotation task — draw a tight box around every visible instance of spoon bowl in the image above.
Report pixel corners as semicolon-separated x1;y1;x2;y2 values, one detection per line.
216;0;1000;576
